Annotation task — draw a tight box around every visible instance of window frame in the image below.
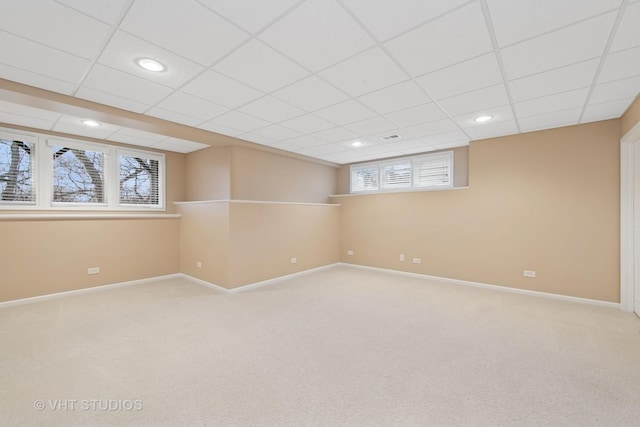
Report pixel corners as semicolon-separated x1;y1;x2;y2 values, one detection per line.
350;151;454;194
0;128;166;211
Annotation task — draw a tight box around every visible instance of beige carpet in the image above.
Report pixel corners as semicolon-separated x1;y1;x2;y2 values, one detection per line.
1;265;639;426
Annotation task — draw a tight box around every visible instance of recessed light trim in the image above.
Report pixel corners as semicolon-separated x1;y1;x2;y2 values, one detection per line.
474;115;493;123
136;58;166;72
351;141;364;147
81;119;101;127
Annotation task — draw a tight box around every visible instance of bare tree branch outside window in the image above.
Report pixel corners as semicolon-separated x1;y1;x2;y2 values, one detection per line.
52;146;104;203
0;139;34;202
119;156;159;205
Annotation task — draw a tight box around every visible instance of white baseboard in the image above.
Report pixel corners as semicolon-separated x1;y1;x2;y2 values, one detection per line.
0;274;182;308
179;263;341;294
339;263;621;309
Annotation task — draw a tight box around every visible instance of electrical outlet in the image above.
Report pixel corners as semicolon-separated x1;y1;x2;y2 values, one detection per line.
347;250;354;256
412;258;421;264
88;267;100;275
523;270;536;278
290;257;297;264
196;261;202;268
399;254;405;261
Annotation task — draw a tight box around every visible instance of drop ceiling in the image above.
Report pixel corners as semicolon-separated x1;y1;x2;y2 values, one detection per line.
0;0;638;164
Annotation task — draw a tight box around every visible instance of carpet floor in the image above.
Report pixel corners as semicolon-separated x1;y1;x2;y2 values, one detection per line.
1;265;639;426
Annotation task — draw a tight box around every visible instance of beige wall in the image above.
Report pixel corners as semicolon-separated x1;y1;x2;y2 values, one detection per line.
335;120;621;302
184;146;231;201
0;218;180;302
621;95;640;135
228;203;340;288
337;146;469;194
230;146;338;203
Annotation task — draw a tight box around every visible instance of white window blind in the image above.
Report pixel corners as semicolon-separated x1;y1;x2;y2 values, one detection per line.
413;152;453;188
351;165;379;192
0;138;35;203
350;151;454;194
119;153;160;206
381;162;411;189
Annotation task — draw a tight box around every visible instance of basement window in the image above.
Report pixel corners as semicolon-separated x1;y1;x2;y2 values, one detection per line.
350;151;453;194
0;129;165;210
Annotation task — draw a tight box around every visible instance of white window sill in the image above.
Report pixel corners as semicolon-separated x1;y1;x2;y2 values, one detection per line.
331;186;470;198
0;213;181;221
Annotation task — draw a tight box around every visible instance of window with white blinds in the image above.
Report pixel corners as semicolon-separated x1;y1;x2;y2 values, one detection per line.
350;151;453;194
0;137;35;204
0;129;165;210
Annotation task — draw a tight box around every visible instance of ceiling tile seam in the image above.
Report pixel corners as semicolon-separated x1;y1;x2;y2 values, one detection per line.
333;0;472;145
52;0;123;27
479;0;520;133
69;0;135;100
505;56;603;90
493;5;625;51
577;0;630;123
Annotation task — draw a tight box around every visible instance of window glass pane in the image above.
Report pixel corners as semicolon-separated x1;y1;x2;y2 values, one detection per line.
382;163;411;188
0;139;34;202
352;166;379;192
119;155;159;205
52;146;104;203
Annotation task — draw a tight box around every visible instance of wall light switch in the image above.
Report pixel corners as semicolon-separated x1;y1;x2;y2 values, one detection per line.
412;258;421;264
196;261;202;268
88;267;100;275
347;250;354;256
291;258;297;264
400;254;405;261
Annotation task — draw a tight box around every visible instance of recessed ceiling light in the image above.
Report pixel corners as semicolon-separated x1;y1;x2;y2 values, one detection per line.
474;115;493;123
351;141;364;147
136;58;166;72
81;119;101;127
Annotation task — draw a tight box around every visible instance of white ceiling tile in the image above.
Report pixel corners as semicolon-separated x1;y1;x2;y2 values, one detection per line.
272;76;349;111
344;116;397;135
53;115;120;139
181;70;264;108
589;76;640;105
198;0;300;34
237;132;277;146
144;108;204;127
277;134;328;150
366;129;416;144
598;46;640;83
82;64;173;106
0;30;91;84
358;81;431;114
152;138;209;153
238;96;304;123
209;111;270;133
487;0;622;47
0;63;76;95
319;47;408;97
0;100;62;122
416;53;503;100
258;0;374;71
453;105;515;129
98;31;205;89
582;98;635;123
508;59;599;102
341;0;470;41
519;108;582;133
312;127;358;143
76;87;151;113
280;114;334;133
0;1;111;59
314;100;377;125
386;103;447;127
425;130;469;144
377;138;432;153
610;2;640;52
500;12;617;80
213;39;309;92
384;2;493;76
152;92;229;122
406;118;460;137
121;0;248;66
250;124;301;142
438;84;509;117
299;141;351;156
197;120;243;137
515;88;590;118
108;128;167;147
56;0;130;25
0;113;54;131
429;140;469;150
464;120;519;140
